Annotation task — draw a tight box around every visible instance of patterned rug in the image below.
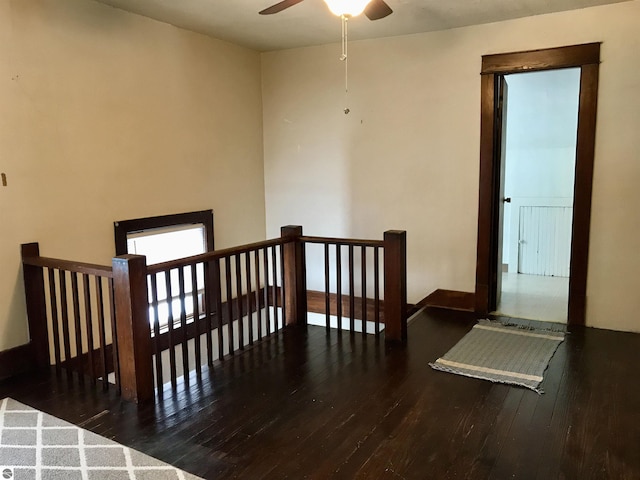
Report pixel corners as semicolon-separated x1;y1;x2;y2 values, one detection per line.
0;398;202;480
429;319;565;393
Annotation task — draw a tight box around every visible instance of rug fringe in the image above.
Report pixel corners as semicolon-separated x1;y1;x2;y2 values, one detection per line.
481;318;567;334
429;362;544;394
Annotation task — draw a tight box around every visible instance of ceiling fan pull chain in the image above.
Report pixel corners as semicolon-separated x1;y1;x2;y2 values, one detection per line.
341;15;350;114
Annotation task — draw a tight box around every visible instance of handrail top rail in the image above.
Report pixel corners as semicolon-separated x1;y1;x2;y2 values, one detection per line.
22;256;113;278
300;235;384;248
21;231;388;278
146;237;289;274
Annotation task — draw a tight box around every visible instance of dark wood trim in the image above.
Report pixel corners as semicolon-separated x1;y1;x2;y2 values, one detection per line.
0;343;36;381
475;73;499;314
306;290;387;323
568;62;599;323
481;43;601;75
475;43;600;326
114;209;214;256
418;289;475;312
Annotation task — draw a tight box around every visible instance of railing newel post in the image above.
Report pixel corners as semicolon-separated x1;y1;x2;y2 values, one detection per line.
383;230;407;343
112;254;154;404
21;242;50;369
281;226;307;327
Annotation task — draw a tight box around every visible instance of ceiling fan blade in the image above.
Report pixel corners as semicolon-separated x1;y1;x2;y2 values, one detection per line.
259;0;305;15
364;0;393;20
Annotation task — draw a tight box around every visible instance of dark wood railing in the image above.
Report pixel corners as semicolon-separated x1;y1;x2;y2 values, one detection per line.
301;235;384;336
299;230;407;341
21;226;406;404
145;236;287;390
21;243;120;393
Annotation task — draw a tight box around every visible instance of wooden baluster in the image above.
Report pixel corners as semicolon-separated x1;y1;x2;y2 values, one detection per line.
59;270;72;377
245;252;254;346
48;268;62;370
71;272;83;379
202;262;220;367
348;245;355;333
95;276;109;391
271;246;279;330
279;243;286;327
112;255;154;404
203;261;214;366
178;266;189;381
336;245;342;333
150;273;163;388
254;249;263;341
191;263;202;376
263;247;271;335
212;258;224;361
374;246;380;337
235;254;244;350
383;230;407;343
361;246;367;338
20;243;50;370
164;270;177;388
107;278;120;393
324;243;330;330
82;274;95;383
225;257;234;354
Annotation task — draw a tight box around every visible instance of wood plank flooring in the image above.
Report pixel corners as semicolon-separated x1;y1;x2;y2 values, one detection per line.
1;308;639;479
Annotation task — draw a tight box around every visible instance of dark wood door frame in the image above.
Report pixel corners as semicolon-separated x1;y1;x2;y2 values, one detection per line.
474;43;600;325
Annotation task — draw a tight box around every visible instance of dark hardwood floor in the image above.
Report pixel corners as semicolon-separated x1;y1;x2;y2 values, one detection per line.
1;308;639;479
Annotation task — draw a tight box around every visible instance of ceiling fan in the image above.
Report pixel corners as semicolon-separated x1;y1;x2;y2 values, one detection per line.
259;0;393;20
260;0;393;115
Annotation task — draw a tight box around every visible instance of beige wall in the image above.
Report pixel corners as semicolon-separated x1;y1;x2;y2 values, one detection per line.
262;1;640;332
0;0;266;350
2;0;638;352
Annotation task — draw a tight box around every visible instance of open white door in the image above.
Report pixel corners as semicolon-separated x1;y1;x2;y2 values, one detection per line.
493;76;509;310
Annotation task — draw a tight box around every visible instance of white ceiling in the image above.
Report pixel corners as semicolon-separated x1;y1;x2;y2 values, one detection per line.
92;0;629;51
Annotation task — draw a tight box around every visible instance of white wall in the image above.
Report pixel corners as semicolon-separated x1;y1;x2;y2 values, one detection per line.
0;0;266;351
262;1;640;332
501;69;580;269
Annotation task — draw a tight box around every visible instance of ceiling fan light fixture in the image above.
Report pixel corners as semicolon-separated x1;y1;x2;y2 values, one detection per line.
323;0;373;17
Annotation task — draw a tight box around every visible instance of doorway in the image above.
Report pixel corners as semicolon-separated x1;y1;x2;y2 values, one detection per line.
474;44;601;326
495;69;581;323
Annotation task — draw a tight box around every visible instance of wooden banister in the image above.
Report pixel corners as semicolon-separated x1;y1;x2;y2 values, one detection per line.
300;236;384;248
22;256;113;277
146;238;287;274
383;231;407;343
21;227;408;405
112;255;154;404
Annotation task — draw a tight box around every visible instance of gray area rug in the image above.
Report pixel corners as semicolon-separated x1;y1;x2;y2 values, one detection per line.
0;398;202;480
429;319;565;393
